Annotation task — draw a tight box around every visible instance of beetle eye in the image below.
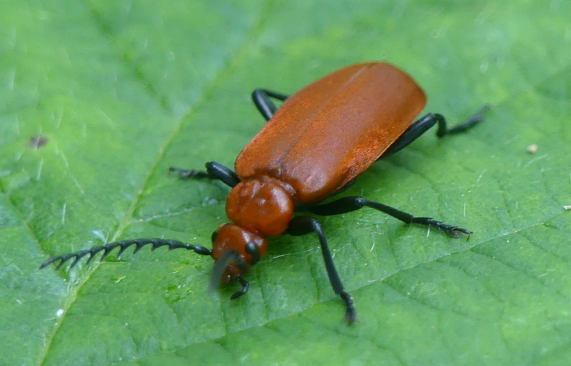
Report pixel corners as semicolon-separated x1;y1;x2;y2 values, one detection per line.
245;241;260;265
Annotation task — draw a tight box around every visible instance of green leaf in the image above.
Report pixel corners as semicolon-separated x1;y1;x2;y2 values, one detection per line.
1;1;570;365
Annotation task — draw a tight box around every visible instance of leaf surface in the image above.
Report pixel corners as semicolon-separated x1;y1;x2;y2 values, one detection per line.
1;1;570;365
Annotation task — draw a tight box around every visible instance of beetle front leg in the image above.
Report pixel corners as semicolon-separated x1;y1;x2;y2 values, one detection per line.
169;161;240;188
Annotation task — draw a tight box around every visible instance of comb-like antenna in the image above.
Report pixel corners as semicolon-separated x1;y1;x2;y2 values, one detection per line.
40;238;212;270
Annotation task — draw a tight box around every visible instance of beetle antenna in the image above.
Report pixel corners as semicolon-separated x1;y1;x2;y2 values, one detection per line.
40;238;212;270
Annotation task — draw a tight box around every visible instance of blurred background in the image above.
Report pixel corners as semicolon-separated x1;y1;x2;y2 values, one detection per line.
1;1;570;365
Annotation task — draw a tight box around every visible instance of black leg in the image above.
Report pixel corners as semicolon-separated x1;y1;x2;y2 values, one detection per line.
169;161;240;188
307;196;471;238
230;276;250;300
40;239;212;270
252;89;289;121
384;105;489;156
288;216;356;324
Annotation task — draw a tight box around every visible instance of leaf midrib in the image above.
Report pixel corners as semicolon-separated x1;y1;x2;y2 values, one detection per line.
29;4;570;363
35;1;273;364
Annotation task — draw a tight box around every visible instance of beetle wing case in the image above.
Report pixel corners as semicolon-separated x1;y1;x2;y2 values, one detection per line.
235;62;427;203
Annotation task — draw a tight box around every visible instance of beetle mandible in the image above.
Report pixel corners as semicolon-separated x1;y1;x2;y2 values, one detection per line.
42;62;489;323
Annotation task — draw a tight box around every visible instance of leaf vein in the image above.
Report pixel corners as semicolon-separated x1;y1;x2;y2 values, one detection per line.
35;0;274;362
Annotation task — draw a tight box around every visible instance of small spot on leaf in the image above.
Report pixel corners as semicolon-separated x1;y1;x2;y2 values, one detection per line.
526;144;538;154
29;135;48;149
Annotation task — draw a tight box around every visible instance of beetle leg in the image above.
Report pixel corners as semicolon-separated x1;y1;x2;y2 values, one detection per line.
169;161;240;188
288;216;356;324
252;89;289;121
307;196;471;238
383;105;490;156
230;276;250;300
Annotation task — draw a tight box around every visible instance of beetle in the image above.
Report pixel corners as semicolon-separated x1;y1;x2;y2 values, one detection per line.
41;62;488;323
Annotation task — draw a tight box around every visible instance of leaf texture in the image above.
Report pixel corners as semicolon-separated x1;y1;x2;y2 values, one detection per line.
0;1;570;365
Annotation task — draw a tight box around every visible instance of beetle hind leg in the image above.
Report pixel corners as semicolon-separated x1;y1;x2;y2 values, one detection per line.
252;89;289;121
383;105;490;156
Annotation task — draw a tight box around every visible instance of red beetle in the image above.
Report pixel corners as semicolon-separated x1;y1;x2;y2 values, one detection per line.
42;62;488;323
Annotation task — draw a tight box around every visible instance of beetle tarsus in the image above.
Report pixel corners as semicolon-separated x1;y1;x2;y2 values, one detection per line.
442;104;491;136
412;218;472;238
436;104;490;138
340;291;356;325
169;162;239;188
169;166;209;179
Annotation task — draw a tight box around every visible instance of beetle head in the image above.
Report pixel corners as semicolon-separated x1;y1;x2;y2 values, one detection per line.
210;224;267;285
